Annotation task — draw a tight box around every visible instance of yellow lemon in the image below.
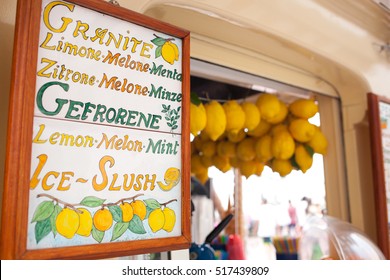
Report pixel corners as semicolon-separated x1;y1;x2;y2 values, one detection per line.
289;119;316;142
192;135;204;151
255;135;273;162
93;208;113;231
289;98;318;119
191;154;207;174
267;100;288;124
223;100;246;134
212;154;231;173
148;208;165;233
256;93;281;121
229;156;240;168
307;126;328;155
254;160;265;176
271;130;295;160
236;137;256;161
200;155;214;168
238;160;257;178
76;208;93;237
190;102;207;136
130;200;147;220
295;144;313;173
161;41;179;64
272;159;293;177
216;141;237;158
200;140;217;157
119;202;134;222
271;124;289;135
162;207;176;232
227;129;246;143
247;120;271;137
195;168;209;184
56;208;80;239
204;101;227;141
241;101;261;131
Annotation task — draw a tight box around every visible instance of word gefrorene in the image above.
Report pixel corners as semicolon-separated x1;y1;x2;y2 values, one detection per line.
39;1;182;82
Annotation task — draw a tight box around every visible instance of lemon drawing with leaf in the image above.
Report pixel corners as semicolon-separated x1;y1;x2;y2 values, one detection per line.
151;34;180;65
158;167;181;191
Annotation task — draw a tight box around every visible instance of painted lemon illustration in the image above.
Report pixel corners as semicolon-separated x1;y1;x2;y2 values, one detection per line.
119;202;134;222
162;207;176;232
76;207;93;237
93;208;113;231
157;167;181;191
148;208;165;233
56;208;80;239
130;200;147;220
162;41;179;64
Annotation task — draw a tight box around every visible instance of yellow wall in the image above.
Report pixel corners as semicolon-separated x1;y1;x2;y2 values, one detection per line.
1;0;389;244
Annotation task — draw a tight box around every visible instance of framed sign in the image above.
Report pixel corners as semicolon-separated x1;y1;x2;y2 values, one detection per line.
0;0;190;259
367;92;390;259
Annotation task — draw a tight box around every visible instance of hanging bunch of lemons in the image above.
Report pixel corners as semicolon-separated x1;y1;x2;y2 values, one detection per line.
190;93;328;183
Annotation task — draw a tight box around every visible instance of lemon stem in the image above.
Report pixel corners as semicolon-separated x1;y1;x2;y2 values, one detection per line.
36;194;82;213
102;193;145;207
161;199;178;207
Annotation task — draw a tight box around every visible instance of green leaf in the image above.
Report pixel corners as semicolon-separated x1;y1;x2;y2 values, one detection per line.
304;145;315;157
172;125;178;130
155;46;162;58
92;225;104;243
144;199;161;210
35;218;52;243
151;37;166;46
50;204;62;237
31;201;55;223
290;156;300;170
108;205;123;223
128;215;146;234
167;123;172;127
80;196;106;207
177;106;181;112
191;92;202;105
111;222;129;241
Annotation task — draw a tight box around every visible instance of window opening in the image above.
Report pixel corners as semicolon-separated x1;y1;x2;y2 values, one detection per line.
190;59;327;260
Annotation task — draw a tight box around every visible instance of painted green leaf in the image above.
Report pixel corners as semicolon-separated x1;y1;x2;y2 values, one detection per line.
145;206;154;219
80;196;106;207
35;218;52;243
155;46;162;58
172;125;178;130
144;199;161;210
151;37;166;46
128;215;146;234
31;201;55;223
92;225;104;243
111;222;129;241
108;205;123;223
50;204;62;237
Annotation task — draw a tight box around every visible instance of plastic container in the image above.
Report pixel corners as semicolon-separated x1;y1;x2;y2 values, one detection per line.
299;215;385;260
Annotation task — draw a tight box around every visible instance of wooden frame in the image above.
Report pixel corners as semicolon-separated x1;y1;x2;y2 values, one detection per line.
1;0;191;259
367;92;390;259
